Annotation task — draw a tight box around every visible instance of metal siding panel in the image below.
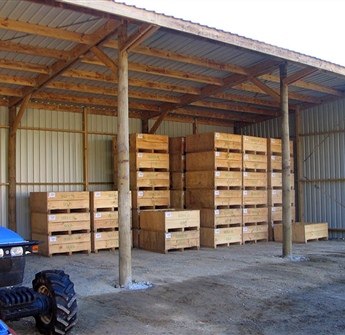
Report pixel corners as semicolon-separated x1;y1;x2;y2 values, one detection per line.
302;99;345;238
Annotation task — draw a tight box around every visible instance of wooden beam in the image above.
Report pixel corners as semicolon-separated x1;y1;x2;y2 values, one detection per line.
8;107;16;231
120;23;159;52
90;46;119;74
10;94;31;136
0;17;93;44
296;106;304;222
9;19;120;107
83;107;89;191
0;74;36;87
193;119;198;134
149;59;280;133
249;76;281;102
0;59;50;74
283;67;318;85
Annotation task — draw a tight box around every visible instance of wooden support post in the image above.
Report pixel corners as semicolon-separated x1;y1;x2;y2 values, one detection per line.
296;106;304;222
142;118;149;133
8;107;16;231
280;62;292;258
117;23;132;288
83;107;89;191
193;118;198;134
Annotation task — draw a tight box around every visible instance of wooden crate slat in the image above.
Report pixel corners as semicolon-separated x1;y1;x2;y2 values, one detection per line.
186;189;242;208
200;227;242;247
169;154;186;172
132;190;170;208
170;190;185;209
129;133;169;152
242;224;268;243
200;208;242;227
243;190;268;206
92;230;119;252
90;191;118;211
243;172;267;188
169;137;186;155
91;211;119;231
170;172;185;190
243;136;267;153
31;212;90;234
186;171;242;189
243;207;268;224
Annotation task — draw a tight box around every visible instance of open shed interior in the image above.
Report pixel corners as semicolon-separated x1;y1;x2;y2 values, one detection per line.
0;0;344;240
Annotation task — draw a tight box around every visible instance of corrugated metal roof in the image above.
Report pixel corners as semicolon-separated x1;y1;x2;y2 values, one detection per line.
0;0;344;128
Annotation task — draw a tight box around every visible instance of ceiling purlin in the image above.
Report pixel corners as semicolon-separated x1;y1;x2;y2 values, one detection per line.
283;67;319;85
8;19;121;108
248;76;280;102
148;59;281;134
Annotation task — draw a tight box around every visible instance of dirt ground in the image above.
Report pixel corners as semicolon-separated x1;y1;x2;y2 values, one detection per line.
7;240;345;335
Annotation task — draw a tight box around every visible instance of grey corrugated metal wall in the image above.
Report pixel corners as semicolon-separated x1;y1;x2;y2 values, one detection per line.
301;100;345;239
0;106;8;228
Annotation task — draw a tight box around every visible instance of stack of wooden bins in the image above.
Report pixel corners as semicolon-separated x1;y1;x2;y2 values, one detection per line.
267;138;295;241
169;137;186;209
90;191;119;252
242;136;269;244
30;192;91;257
185;132;243;248
139;209;200;253
114;133;170;247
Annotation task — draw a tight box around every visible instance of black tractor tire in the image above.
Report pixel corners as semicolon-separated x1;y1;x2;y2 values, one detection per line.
32;270;78;335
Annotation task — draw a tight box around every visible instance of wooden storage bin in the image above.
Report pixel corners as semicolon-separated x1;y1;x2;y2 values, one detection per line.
30;192;89;213
243;172;267;188
186;189;242;208
243;207;268;225
91;211;119;231
128;152;169;171
274;222;328;243
32;232;91;257
92;230;119;252
169;137;185;154
242;190;267;206
31;212;90;234
243;136;267;153
140;209;199;231
269;189;295;206
200;227;242;247
132;190;170;208
187;151;242;171
242;224;268;243
169;154;186;172
130;171;169;189
90;191;118;211
269;155;294;172
170;190;185;209
170;172;185;190
268;138;294;155
139;230;199;253
243;153;267;171
129;133;169;152
269;206;296;223
200;208;242;227
186;171;242;189
186;132;242;153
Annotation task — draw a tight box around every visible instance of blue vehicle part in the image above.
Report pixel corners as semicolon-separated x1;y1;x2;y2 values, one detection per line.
0;320;9;335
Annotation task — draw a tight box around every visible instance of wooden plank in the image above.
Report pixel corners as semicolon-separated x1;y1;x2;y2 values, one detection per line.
132;190;170;208
186;132;242;152
200;208;242;227
169;137;186;154
139;230;199;253
169;154;186;172
274;222;328;243
90;191;118;211
186;151;242;171
200;227;242;247
186;171;242;189
170;190;185;209
243;207;268;225
31;212;90;234
243;172;267;188
242;224;268;243
92;230;119;252
243;153;267;171
32;232;91;257
140;209;200;231
170;172;185;190
129;171;170;189
268;189;295;206
91;211;119;231
243;135;267;153
129;152;169;171
242;190;267;206
186;189;242;208
129;133;169;152
30;192;90;212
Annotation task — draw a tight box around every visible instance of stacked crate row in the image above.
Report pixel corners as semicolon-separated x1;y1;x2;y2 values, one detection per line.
242;136;269;244
185;132;244;247
139;209;200;253
90;191;119;252
30;192;91;257
169;137;186;209
113;134;170;247
267;138;295;241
